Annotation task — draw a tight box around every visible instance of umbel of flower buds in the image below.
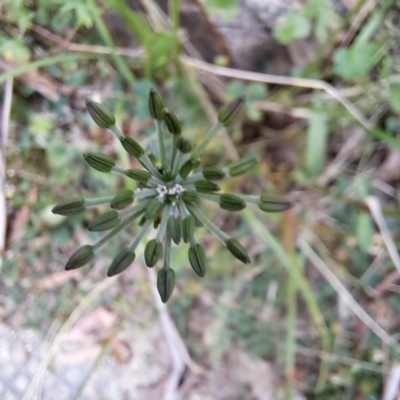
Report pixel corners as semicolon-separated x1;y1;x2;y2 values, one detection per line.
53;88;292;303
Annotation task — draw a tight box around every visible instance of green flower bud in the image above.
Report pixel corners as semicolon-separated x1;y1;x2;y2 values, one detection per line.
120;137;144;158
219;193;246;212
144;239;163;267
125;169;151;184
227;156;257;177
52;198;85;216
168;216;182;245
188;243;206;277
194;180;220;193
176;137;192;154
226;238;250;264
88;210;120;231
218;96;245;127
110;189;134;209
66;245;94;270
84;152;115;172
162;108;181;134
107;249;135;277
182;215;195;243
86;100;116;129
145;197;164;220
179;159;195;179
181;191;198;203
259;195;292;212
157;268;176;303
202;167;225;181
148;88;164;120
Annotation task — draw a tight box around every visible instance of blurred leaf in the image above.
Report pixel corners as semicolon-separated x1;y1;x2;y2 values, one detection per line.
204;0;239;21
333;43;375;81
355;213;374;253
245;83;267;101
0;39;31;62
225;81;245;99
305;111;328;177
388;85;400;113
273;13;311;44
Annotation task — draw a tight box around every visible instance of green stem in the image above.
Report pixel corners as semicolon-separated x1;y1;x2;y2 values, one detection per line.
0;53;95;84
156;204;171;242
156;120;168;169
84;196;115;207
164;229;172;269
196;192;220;203
170;0;180;55
134;189;157;200
235;194;260;204
177;200;190;219
86;0;136;87
128;219;153;251
190;122;223;161
118;202;147;219
171;151;182;177
171;135;179;171
183;172;203;183
140;154;164;180
93;208;145;251
186;203;228;243
242;209;331;391
284;272;296;400
109;125;123;139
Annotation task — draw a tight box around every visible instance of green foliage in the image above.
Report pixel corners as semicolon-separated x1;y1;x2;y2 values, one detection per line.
204;0;239;21
273;13;311;44
333;43;376;81
304;96;328;177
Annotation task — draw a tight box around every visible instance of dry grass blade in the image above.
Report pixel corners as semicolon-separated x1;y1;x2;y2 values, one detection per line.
0;77;12;270
298;238;400;354
365;196;400;275
382;364;400;400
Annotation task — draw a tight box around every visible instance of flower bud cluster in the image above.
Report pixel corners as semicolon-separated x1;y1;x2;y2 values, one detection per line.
53;90;292;302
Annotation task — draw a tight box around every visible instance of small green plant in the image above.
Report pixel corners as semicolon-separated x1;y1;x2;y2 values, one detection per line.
52;89;291;302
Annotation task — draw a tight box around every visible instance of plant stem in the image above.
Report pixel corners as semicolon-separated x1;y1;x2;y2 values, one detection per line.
134;188;157;200
109;125;122;139
93;207;145;251
183;172;203;183
128;219;153;251
196;192;220;203
156;120;168;169
139;154;164;180
242;209;331;391
156;204;171;242
235;194;260;204
186;203;228;243
84;196;115;207
190;122;223;161
171;151;182;177
87;0;136;87
171;135;179;171
118;201;148;219
177;200;190;219
0;53;95;84
164;229;172;269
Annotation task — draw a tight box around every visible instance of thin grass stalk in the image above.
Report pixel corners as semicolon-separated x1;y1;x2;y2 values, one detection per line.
242;209;331;391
